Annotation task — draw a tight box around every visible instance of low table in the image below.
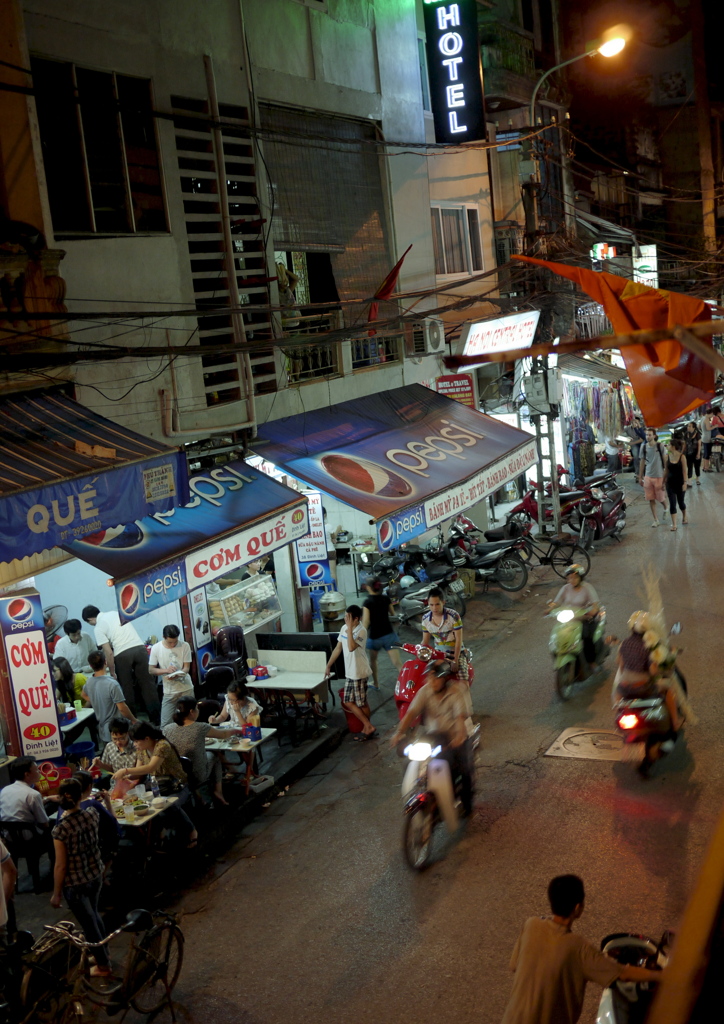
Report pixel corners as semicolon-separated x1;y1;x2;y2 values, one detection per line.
204;728;276;794
60;708;98;749
113;795;178;827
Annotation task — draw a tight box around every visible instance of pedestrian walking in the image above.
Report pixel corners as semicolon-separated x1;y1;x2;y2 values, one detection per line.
500;874;663;1024
684;420;702;485
361;579;401;690
324;605;377;740
663;439;688;531
82;606;161;722
149;625;195;727
700;409;714;472
624;416;645;477
637;428;668;527
51;777;111;976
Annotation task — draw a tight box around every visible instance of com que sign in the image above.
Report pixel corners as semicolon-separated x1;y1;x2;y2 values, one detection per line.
423;0;486;144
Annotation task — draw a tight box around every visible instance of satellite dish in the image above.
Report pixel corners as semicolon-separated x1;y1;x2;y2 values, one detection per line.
43;605;68;639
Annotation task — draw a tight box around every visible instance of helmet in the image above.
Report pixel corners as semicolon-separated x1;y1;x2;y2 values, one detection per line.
399;575;416;589
564;563;586;577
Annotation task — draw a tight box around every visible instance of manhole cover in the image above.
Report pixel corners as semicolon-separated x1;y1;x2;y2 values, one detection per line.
545;727;625;762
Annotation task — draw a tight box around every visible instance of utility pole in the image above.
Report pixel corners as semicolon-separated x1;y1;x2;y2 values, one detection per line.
691;0;717;254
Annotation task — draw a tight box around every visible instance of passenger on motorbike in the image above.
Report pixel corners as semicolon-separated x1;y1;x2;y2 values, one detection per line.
390;659;474;817
421;588;463;674
547;565;601;672
613;611;683;733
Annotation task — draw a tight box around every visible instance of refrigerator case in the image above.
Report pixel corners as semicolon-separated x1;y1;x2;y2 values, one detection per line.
207;574;282;633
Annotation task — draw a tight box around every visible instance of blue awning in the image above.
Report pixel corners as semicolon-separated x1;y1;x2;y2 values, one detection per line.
0;389;190;566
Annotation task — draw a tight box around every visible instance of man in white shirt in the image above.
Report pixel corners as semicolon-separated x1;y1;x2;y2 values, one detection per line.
149;624;195;727
0;757;54;891
325;605;376;739
0;840;17;933
82;606;161;723
53;618;97;674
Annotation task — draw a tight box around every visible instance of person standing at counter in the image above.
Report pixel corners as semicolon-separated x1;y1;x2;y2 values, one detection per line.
82;606;161;723
149;625;195;727
54;619;97;675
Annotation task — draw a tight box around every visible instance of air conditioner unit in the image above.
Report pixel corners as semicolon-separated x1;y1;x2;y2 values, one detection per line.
405;317;445;357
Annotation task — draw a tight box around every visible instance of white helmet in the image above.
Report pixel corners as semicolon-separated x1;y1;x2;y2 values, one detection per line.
564;563;586;577
400;575;416;589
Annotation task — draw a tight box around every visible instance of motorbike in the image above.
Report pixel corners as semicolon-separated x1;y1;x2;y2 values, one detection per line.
710;438;723;471
548;605;609;700
506;467;618;532
394;642;474;721
455;533;529;592
595;931;669;1024
614;623;686;774
578;484;626;550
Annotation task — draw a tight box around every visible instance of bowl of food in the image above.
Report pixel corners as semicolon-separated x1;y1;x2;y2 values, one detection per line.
133;804;150;817
151;796;167;809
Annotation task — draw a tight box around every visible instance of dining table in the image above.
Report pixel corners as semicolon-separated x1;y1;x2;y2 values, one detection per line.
245;651;331;745
205;728;276;794
60;707;98;748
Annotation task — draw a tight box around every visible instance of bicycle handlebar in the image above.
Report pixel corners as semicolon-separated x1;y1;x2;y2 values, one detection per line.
42;910;174;950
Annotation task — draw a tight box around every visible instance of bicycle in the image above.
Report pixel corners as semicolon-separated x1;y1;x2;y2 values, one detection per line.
25;909;184;1023
518;527;591;579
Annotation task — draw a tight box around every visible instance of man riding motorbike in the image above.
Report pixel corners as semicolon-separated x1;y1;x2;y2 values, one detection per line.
548;564;601;674
421;587;463;675
390;659;474;819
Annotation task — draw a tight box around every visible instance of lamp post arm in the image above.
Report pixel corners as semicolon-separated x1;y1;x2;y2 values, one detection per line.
529;50;598;127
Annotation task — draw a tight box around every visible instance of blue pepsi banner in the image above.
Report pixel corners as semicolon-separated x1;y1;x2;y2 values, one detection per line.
376;504;426;551
0;453;188;566
255;384;536;524
62;461;308;622
0;591;63;759
298;559;334;587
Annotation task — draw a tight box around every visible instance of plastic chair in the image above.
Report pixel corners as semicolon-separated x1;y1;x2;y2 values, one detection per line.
0;820;53;894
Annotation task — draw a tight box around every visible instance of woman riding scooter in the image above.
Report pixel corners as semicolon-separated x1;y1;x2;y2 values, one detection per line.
548;564;601;674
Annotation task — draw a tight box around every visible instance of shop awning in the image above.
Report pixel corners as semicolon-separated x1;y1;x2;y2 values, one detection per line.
0;389;190;586
558;353;628;382
254;384;537;548
63;460;309;622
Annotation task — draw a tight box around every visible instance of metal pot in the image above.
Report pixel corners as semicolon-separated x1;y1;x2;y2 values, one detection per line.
319;590;347;623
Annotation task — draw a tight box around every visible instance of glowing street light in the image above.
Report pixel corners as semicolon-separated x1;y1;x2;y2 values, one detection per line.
529;24;630;127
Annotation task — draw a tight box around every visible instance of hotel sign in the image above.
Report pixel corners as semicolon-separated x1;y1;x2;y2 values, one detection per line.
423;1;486;144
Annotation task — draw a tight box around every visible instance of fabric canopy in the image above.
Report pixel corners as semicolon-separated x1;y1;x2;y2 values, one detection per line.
254;384;537;548
65;460;309;623
0;389;189;570
512;256;715;426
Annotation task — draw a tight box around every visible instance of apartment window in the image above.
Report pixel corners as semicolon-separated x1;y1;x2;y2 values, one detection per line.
431;205;484;276
32;57;167;236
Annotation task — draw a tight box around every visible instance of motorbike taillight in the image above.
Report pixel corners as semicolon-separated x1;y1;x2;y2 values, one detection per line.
618;713;640;730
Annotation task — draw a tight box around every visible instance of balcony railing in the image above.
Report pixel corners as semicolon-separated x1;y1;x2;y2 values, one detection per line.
480;23;536;80
281;310;343;384
351;335;401;370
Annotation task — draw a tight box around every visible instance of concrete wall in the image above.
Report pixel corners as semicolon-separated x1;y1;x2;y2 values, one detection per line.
22;0;497;437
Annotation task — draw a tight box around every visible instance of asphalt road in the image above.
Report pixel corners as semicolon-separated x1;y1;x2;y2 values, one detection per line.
158;475;724;1024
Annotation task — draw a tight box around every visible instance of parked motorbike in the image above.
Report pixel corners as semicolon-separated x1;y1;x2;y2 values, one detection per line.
614;623;686;774
548;605;609;700
578;485;627;550
595;931;668;1024
711;438;723;471
455;534;529;592
394;642;474;721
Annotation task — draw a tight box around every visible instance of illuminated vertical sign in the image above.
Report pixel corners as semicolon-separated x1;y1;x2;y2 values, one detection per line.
423;0;486;144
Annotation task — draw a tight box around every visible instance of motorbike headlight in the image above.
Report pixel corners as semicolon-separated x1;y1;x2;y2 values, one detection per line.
404;742;433;761
557;610;575;623
591;487;605;499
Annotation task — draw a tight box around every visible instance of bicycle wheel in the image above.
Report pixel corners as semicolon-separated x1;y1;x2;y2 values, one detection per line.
128;923;184;1015
550;543;591;579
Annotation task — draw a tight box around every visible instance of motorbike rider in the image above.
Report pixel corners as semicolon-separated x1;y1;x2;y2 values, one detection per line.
390;659;474;818
421;588;463;675
547;565;601;673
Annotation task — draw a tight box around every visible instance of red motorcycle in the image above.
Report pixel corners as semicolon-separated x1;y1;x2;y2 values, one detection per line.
394;644;474;721
578;483;627;550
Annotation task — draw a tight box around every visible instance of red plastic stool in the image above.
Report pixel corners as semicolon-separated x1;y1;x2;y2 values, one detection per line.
339;687;364;733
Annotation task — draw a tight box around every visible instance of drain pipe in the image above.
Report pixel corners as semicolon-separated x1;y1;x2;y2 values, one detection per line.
204;52;256;429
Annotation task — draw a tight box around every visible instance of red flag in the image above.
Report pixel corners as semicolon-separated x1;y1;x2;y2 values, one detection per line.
512;255;715;426
368;244;412;335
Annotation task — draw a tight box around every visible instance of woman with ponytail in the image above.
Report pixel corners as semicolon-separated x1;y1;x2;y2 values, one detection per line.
51;776;111;975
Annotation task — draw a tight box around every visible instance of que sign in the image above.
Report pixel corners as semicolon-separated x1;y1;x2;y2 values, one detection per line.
423;0;486;144
0;591;63;759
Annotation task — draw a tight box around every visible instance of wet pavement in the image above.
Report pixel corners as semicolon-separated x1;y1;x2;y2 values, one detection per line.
13;472;724;1023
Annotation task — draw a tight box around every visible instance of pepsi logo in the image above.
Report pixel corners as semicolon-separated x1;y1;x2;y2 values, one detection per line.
200;651;212;671
320;453;412;500
119;583;140;618
80;524;144;549
7;598;33;622
378;520;394;550
305;563;326;582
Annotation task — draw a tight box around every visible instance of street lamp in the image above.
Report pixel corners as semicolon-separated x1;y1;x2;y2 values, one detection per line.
529;24;629;127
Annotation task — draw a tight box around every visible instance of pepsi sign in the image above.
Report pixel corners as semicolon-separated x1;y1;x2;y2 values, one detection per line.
298;558;334;587
115;561;187;624
376;504;425;550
